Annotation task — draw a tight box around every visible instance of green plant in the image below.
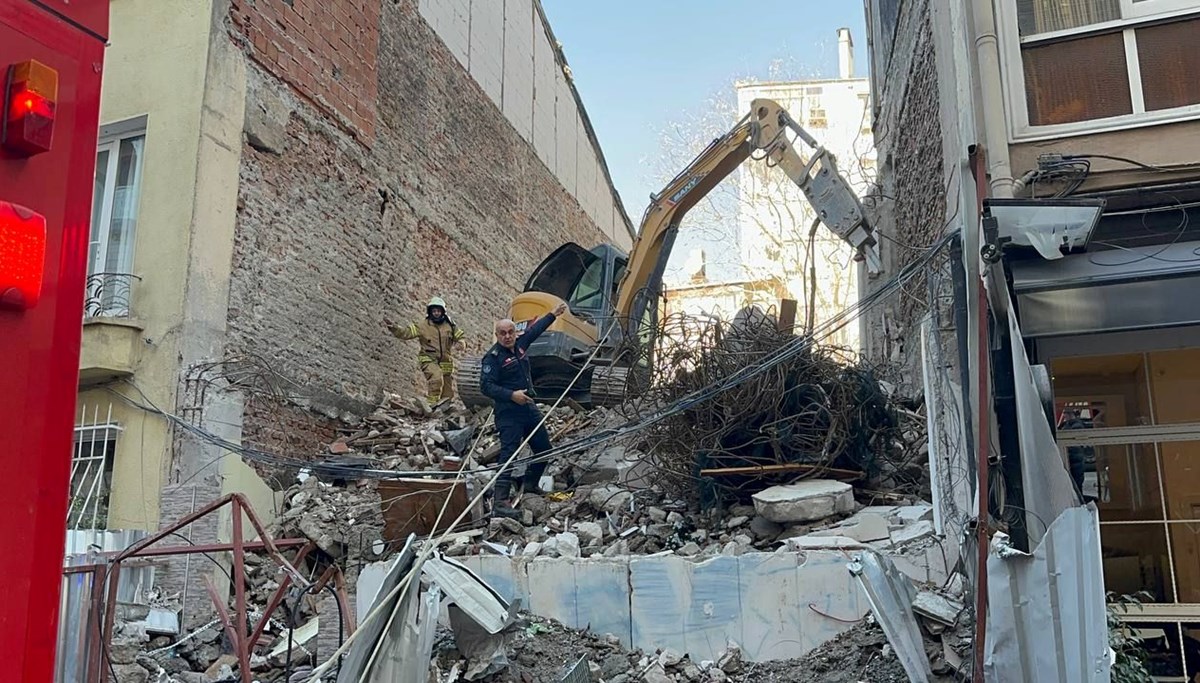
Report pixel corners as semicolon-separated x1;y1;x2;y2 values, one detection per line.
1107;591;1152;683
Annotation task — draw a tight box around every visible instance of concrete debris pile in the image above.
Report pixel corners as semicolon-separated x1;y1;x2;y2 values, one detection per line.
273;475;388;569
318;393;616;473
634;309;930;501
430;613;962;683
448;478;937;561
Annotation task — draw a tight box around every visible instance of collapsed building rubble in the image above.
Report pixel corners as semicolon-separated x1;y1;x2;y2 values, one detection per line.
117;312;963;682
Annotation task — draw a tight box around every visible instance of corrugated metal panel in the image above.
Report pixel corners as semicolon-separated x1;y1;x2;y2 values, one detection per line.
984;506;1111;683
848;551;931;683
57;530;156;683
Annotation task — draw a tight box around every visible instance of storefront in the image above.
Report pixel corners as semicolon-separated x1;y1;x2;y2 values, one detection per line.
1013;228;1200;679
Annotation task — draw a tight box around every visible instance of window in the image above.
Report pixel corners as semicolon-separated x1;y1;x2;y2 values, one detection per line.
1001;0;1200;137
87;122;146;317
70;404;119;530
1051;350;1200;621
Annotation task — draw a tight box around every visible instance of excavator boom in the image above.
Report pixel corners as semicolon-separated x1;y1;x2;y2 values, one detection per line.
455;98;875;409
615;98;877;334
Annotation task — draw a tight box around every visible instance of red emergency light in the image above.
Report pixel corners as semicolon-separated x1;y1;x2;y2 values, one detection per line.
3;59;58;155
0;201;47;310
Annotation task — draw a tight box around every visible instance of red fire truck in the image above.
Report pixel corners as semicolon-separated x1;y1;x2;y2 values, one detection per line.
0;0;107;679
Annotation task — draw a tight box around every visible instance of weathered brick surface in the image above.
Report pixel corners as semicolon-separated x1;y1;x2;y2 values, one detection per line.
228;0;611;452
229;0;379;140
861;0;947;390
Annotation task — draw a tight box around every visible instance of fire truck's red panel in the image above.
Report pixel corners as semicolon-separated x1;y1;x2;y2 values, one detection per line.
0;1;106;680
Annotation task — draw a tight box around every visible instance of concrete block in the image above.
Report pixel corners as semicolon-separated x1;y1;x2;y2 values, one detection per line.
469;0;504;106
896;504;934;524
736;553;805;661
784;535;867;551
752;481;855;523
554;73;577;193
531;25;557;170
501;0;534;141
794;552;869;651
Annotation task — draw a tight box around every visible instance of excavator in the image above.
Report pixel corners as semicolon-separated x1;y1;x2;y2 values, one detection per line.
456;98;879;408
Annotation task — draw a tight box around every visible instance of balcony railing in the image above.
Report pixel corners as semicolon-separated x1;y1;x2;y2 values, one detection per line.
83;272;140;319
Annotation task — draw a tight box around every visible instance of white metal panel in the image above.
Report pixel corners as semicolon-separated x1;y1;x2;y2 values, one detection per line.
983;506;1111;683
468;0;505;107
1007;286;1082;544
502;0;534;142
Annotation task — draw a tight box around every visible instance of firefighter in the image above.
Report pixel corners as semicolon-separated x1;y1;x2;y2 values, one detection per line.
480;301;568;516
384;297;466;404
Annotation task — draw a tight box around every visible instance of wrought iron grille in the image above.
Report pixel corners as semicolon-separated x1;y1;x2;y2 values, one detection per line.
83;272;140;319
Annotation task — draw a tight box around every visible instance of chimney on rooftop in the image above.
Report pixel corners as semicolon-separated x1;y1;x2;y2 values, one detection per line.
837;28;854;79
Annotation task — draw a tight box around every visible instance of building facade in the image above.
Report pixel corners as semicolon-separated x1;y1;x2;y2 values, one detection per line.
735;29;875;349
72;0;632;620
864;0;1200;677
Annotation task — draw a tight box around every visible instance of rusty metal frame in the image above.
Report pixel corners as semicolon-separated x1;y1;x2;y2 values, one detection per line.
90;493;316;683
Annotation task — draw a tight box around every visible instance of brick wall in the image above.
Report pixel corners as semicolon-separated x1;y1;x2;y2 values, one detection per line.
229;0;379;140
227;0;612;453
861;0;947;391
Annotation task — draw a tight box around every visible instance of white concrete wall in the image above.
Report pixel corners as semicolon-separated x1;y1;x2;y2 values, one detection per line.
358;547;951;663
417;0;632;249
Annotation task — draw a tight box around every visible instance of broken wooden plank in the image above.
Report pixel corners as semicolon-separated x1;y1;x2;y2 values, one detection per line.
698;463;864;481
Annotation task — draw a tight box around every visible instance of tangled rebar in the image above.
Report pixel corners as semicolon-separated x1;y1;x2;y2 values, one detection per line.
618;307;914;500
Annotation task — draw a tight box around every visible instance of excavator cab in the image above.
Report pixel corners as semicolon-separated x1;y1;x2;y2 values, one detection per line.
509;242;636;405
455;242;637;408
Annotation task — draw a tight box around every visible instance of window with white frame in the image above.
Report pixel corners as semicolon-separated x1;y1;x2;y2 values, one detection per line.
70;403;119;530
87;119;146;317
1000;0;1200;138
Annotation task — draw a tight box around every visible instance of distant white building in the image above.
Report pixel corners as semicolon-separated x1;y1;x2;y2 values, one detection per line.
735;28;875;350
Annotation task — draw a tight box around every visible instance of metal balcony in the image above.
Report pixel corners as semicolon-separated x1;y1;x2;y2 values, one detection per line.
80;273;143;386
83;272;140;319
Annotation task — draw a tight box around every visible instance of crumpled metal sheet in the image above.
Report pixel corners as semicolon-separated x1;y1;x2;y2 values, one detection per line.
336;534;420;683
1005;288;1082;545
423;555;519;634
984;505;1111;683
848;551;931;683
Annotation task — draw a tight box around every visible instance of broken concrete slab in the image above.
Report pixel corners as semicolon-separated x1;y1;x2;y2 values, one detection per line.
809;512;891;543
784;535;867;551
752;481;855;523
888;520;935;548
896;505;934;525
912;590;964;626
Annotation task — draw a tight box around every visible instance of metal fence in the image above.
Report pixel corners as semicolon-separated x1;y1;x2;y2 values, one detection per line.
83;272;139;319
57;530;156;683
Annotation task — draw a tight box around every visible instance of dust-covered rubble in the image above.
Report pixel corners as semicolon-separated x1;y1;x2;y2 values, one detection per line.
431;613;964;682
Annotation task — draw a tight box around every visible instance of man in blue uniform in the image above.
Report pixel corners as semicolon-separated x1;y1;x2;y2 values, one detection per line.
480;301;568;516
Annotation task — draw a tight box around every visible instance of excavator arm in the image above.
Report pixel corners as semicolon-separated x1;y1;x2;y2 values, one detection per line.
615;98;879;332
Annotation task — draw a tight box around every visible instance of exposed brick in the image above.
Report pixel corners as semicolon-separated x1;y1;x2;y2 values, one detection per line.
226;0;613;451
861;0;947;391
230;0;379;141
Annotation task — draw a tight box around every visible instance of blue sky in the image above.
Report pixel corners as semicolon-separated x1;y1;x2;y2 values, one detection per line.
541;1;870;216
